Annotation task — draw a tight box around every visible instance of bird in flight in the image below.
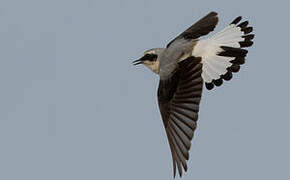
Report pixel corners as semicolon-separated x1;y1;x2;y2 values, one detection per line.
133;12;254;177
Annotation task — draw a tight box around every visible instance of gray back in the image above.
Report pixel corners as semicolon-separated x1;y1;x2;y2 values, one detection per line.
159;39;194;79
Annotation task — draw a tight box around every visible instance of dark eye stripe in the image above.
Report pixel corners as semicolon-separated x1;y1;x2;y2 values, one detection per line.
142;54;158;61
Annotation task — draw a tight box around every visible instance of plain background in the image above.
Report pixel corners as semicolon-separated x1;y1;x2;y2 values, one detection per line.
0;0;289;179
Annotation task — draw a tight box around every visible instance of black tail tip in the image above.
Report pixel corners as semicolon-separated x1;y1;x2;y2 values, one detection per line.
231;16;242;25
205;82;214;90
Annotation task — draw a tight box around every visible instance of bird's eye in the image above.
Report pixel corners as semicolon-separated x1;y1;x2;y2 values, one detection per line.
143;54;157;61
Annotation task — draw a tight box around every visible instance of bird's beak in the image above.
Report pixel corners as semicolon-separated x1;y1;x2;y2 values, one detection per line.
132;59;143;66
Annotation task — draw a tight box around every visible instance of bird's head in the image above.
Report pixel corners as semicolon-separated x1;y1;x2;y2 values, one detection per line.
132;48;164;74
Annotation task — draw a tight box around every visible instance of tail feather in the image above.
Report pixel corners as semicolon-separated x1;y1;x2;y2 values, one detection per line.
238;21;249;28
213;26;243;41
192;16;254;90
230;16;242;24
218;46;248;57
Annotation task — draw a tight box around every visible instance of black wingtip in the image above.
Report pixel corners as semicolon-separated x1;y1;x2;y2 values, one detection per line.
179;170;182;178
173;162;176;178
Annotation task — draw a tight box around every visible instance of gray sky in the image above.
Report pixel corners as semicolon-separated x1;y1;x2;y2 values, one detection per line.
0;0;289;179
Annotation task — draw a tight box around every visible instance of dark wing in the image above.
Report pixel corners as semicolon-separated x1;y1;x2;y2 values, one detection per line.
167;12;218;48
158;57;203;177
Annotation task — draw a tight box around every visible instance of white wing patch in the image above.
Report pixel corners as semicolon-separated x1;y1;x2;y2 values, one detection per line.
192;24;245;83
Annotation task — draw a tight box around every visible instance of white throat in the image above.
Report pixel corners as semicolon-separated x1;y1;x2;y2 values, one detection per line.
144;60;160;74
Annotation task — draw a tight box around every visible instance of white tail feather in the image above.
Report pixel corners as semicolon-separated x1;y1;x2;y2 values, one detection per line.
192;24;245;83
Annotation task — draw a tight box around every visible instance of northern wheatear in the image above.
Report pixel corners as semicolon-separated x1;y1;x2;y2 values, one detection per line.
133;12;254;177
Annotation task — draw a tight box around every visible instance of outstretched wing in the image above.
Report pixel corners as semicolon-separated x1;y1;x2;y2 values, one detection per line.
167;12;218;48
158;57;203;177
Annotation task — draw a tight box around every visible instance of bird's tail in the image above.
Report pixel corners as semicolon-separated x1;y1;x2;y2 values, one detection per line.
195;16;254;90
